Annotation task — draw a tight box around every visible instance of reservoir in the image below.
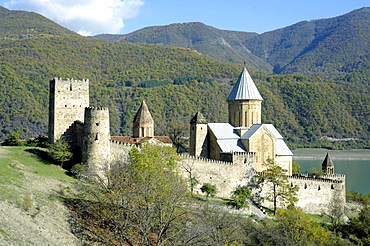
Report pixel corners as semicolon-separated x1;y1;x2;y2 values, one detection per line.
293;149;370;195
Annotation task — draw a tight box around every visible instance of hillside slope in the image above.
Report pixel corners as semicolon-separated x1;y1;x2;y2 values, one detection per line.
0;8;368;148
94;22;273;72
94;8;370;78
0;146;80;245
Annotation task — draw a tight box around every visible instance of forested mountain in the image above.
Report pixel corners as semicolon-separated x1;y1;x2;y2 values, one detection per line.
0;7;369;149
94;7;370;77
94;22;271;72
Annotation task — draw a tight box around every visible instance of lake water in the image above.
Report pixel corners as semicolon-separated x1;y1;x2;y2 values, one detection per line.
293;149;370;194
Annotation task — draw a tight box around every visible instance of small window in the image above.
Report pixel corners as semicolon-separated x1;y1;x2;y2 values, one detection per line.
95;123;100;126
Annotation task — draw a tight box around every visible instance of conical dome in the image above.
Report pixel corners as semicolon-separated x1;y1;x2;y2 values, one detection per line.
227;67;263;101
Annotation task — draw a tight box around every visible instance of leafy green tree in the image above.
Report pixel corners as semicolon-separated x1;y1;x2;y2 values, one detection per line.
256;160;298;215
277;207;330;245
228;186;251;209
292;160;301;174
200;183;217;201
2;131;22;146
348;206;370;244
48;138;73;168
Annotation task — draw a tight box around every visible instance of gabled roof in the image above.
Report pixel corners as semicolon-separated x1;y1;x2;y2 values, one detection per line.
240;124;283;140
227;67;263;101
217;140;246;153
208;123;240;139
133;101;154;124
276;139;293;156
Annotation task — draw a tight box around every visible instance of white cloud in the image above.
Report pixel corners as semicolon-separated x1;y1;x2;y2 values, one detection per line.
4;0;144;35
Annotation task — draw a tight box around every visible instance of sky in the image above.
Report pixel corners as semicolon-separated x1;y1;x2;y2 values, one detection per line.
1;0;369;36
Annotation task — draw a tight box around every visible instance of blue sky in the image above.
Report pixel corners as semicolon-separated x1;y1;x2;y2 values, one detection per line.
1;0;369;36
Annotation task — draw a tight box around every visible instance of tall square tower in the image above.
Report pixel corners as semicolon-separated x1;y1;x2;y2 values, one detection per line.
48;78;89;143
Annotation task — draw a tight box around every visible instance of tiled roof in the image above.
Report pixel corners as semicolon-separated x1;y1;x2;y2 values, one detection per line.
110;136;172;144
227;67;263;101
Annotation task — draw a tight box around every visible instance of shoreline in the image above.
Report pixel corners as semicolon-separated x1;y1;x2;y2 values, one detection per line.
292;148;370;160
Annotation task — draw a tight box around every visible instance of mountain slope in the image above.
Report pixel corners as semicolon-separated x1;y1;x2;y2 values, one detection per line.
0;8;368;148
95;8;370;78
245;7;370;76
0;7;78;39
94;22;273;72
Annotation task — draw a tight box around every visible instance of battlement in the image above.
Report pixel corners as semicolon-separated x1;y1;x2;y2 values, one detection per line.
52;77;89;84
288;175;343;184
179;154;233;166
85;107;109;111
109;139;135;148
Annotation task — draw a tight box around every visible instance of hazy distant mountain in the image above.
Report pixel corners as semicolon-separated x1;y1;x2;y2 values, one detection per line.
94;7;370;77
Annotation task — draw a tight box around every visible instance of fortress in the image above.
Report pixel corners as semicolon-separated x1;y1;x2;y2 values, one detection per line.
48;68;346;215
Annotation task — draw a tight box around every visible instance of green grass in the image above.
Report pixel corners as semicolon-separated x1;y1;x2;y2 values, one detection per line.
0;146;77;203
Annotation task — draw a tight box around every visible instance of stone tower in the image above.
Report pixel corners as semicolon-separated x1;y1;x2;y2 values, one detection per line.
132;101;154;138
189;111;208;157
82;107;110;173
322;152;334;174
227;68;263;128
48;78;89;143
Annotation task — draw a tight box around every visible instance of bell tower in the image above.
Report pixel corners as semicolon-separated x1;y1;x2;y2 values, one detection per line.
132;101;154;138
227;68;263;128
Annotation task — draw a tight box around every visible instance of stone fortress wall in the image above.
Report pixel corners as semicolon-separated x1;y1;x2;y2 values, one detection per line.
49;77;346;215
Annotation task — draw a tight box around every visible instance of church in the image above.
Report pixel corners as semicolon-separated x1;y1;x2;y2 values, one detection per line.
189;67;293;175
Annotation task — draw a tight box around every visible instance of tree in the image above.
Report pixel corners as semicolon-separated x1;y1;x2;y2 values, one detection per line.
2;131;22;146
256;160;298;215
277;207;330;245
228;186;251;209
292;160;301;174
48;138;73;168
68;142;191;246
200;183;217;201
348;206;370;244
182;161;199;196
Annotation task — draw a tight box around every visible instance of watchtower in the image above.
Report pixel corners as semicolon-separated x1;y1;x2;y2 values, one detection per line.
189;111;208;157
48;78;89;143
82;107;110;173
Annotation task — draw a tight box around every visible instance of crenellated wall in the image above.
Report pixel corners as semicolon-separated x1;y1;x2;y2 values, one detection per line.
178;153;256;198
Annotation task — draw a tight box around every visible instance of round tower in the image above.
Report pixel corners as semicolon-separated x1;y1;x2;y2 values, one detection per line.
82;107;110;173
227;67;263;128
189;111;208;157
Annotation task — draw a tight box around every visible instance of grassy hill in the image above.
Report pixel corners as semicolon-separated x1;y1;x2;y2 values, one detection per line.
0;146;80;245
0;7;369;149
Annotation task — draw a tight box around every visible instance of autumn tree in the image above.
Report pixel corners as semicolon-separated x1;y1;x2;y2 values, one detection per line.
256;160;298;215
69;142;191;246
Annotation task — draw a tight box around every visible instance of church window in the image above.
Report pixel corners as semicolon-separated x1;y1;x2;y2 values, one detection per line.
141;127;144;137
318;185;321;191
95;123;100;126
304;184;307;189
70;83;73;91
95;133;99;141
331;184;334;189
